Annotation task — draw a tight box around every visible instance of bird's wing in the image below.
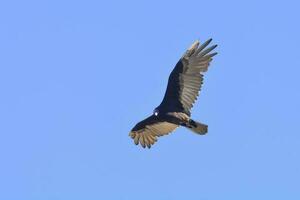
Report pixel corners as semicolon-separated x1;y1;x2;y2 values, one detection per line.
159;39;217;115
129;115;178;148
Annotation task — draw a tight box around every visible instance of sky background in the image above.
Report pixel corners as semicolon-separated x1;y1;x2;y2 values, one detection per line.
0;0;299;199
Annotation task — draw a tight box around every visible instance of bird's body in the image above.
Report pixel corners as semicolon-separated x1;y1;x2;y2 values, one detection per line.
129;39;217;148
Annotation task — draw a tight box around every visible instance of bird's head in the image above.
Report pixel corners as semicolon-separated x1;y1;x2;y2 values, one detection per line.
153;109;159;116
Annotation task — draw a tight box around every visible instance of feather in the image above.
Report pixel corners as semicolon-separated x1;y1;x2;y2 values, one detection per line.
140;134;146;148
198;44;218;57
194;38;212;55
134;134;140;145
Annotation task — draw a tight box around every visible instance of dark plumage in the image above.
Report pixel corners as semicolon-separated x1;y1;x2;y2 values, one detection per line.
129;39;218;148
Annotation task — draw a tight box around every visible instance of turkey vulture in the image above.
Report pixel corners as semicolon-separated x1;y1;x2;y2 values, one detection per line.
129;38;217;148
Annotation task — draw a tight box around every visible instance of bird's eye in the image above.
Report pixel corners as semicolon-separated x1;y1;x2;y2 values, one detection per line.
153;109;159;116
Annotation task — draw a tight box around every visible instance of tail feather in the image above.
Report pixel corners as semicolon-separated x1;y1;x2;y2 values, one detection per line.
186;119;208;135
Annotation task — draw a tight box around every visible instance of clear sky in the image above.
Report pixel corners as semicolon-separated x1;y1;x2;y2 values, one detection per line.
0;0;299;199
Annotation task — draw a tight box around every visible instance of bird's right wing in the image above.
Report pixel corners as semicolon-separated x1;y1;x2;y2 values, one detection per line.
159;39;217;115
129;115;178;148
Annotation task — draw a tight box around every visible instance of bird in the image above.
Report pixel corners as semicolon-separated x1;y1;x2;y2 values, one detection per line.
129;38;218;148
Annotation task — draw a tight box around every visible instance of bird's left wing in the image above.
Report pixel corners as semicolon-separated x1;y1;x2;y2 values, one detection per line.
129;115;178;148
159;39;217;115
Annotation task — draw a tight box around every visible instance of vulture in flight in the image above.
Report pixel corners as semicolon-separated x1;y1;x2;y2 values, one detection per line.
129;38;218;148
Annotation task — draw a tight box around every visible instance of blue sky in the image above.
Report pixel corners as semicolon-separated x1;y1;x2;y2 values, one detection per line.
0;0;299;199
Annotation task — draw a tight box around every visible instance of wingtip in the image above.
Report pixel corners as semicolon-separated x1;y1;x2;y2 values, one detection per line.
207;38;213;43
209;44;218;51
211;52;218;57
204;38;213;45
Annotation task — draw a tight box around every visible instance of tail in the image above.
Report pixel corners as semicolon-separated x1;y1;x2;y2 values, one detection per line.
185;119;208;135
